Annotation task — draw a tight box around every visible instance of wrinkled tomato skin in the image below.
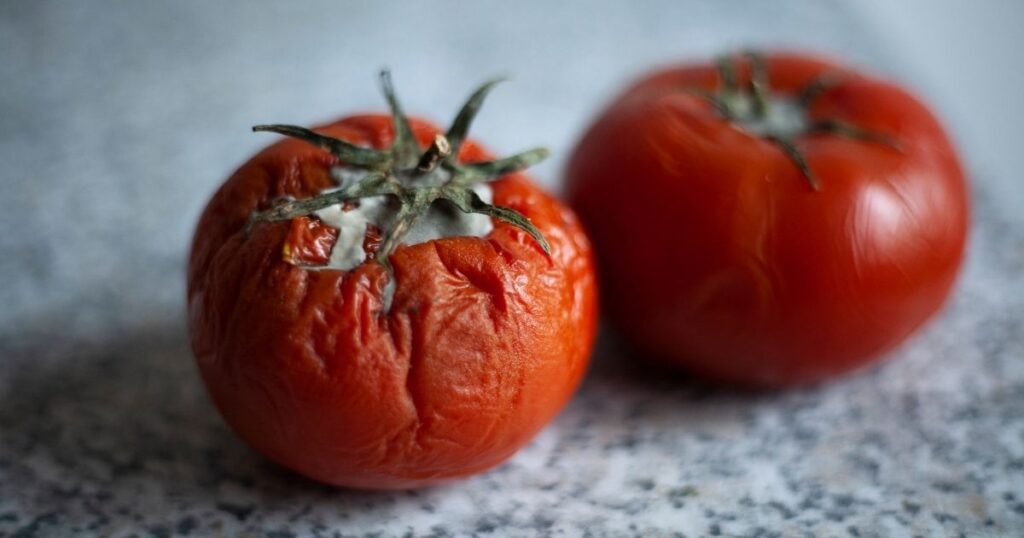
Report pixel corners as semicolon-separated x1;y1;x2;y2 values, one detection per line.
566;53;968;387
188;115;597;489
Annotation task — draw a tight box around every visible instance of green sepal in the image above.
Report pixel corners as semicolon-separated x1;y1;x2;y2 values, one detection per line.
445;187;550;255
457;148;550;183
445;78;505;163
379;69;420;166
248;172;394;225
252;124;391;168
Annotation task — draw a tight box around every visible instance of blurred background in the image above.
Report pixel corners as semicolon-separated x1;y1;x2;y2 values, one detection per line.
1;1;1022;535
1;0;1022;345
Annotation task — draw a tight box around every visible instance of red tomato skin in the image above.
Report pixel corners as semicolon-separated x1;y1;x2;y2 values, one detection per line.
188;115;597;489
567;53;968;387
283;216;338;266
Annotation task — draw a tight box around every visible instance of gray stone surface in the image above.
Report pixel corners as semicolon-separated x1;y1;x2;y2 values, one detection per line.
1;1;1022;536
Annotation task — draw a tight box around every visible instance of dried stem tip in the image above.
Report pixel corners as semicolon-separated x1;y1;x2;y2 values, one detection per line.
415;134;452;174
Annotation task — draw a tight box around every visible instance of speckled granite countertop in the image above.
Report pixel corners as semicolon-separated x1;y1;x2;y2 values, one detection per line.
2;1;1022;536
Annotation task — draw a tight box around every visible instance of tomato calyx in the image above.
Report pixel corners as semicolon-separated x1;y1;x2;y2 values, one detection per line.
246;70;551;271
686;51;901;190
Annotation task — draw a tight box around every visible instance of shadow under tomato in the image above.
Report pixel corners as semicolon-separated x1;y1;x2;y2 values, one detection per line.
554;321;859;453
578;322;771;396
580;318;891;398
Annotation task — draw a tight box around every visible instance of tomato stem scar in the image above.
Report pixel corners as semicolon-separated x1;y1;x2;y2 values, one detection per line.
685;51;901;191
246;70;552;287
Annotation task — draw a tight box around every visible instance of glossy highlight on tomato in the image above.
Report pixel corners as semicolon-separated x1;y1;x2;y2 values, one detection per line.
188;105;597;488
567;51;968;387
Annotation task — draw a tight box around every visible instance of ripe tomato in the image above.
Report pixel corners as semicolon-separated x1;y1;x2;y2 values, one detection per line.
566;52;968;387
188;74;597;489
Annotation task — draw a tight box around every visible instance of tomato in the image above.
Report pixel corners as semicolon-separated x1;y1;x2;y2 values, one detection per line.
188;73;597;489
566;51;968;387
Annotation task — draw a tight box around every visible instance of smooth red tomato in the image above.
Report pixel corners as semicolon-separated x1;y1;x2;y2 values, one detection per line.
567;52;968;387
188;78;597;489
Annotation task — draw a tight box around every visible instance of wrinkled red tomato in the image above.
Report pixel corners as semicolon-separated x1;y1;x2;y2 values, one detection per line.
567;52;968;386
188;74;597;489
